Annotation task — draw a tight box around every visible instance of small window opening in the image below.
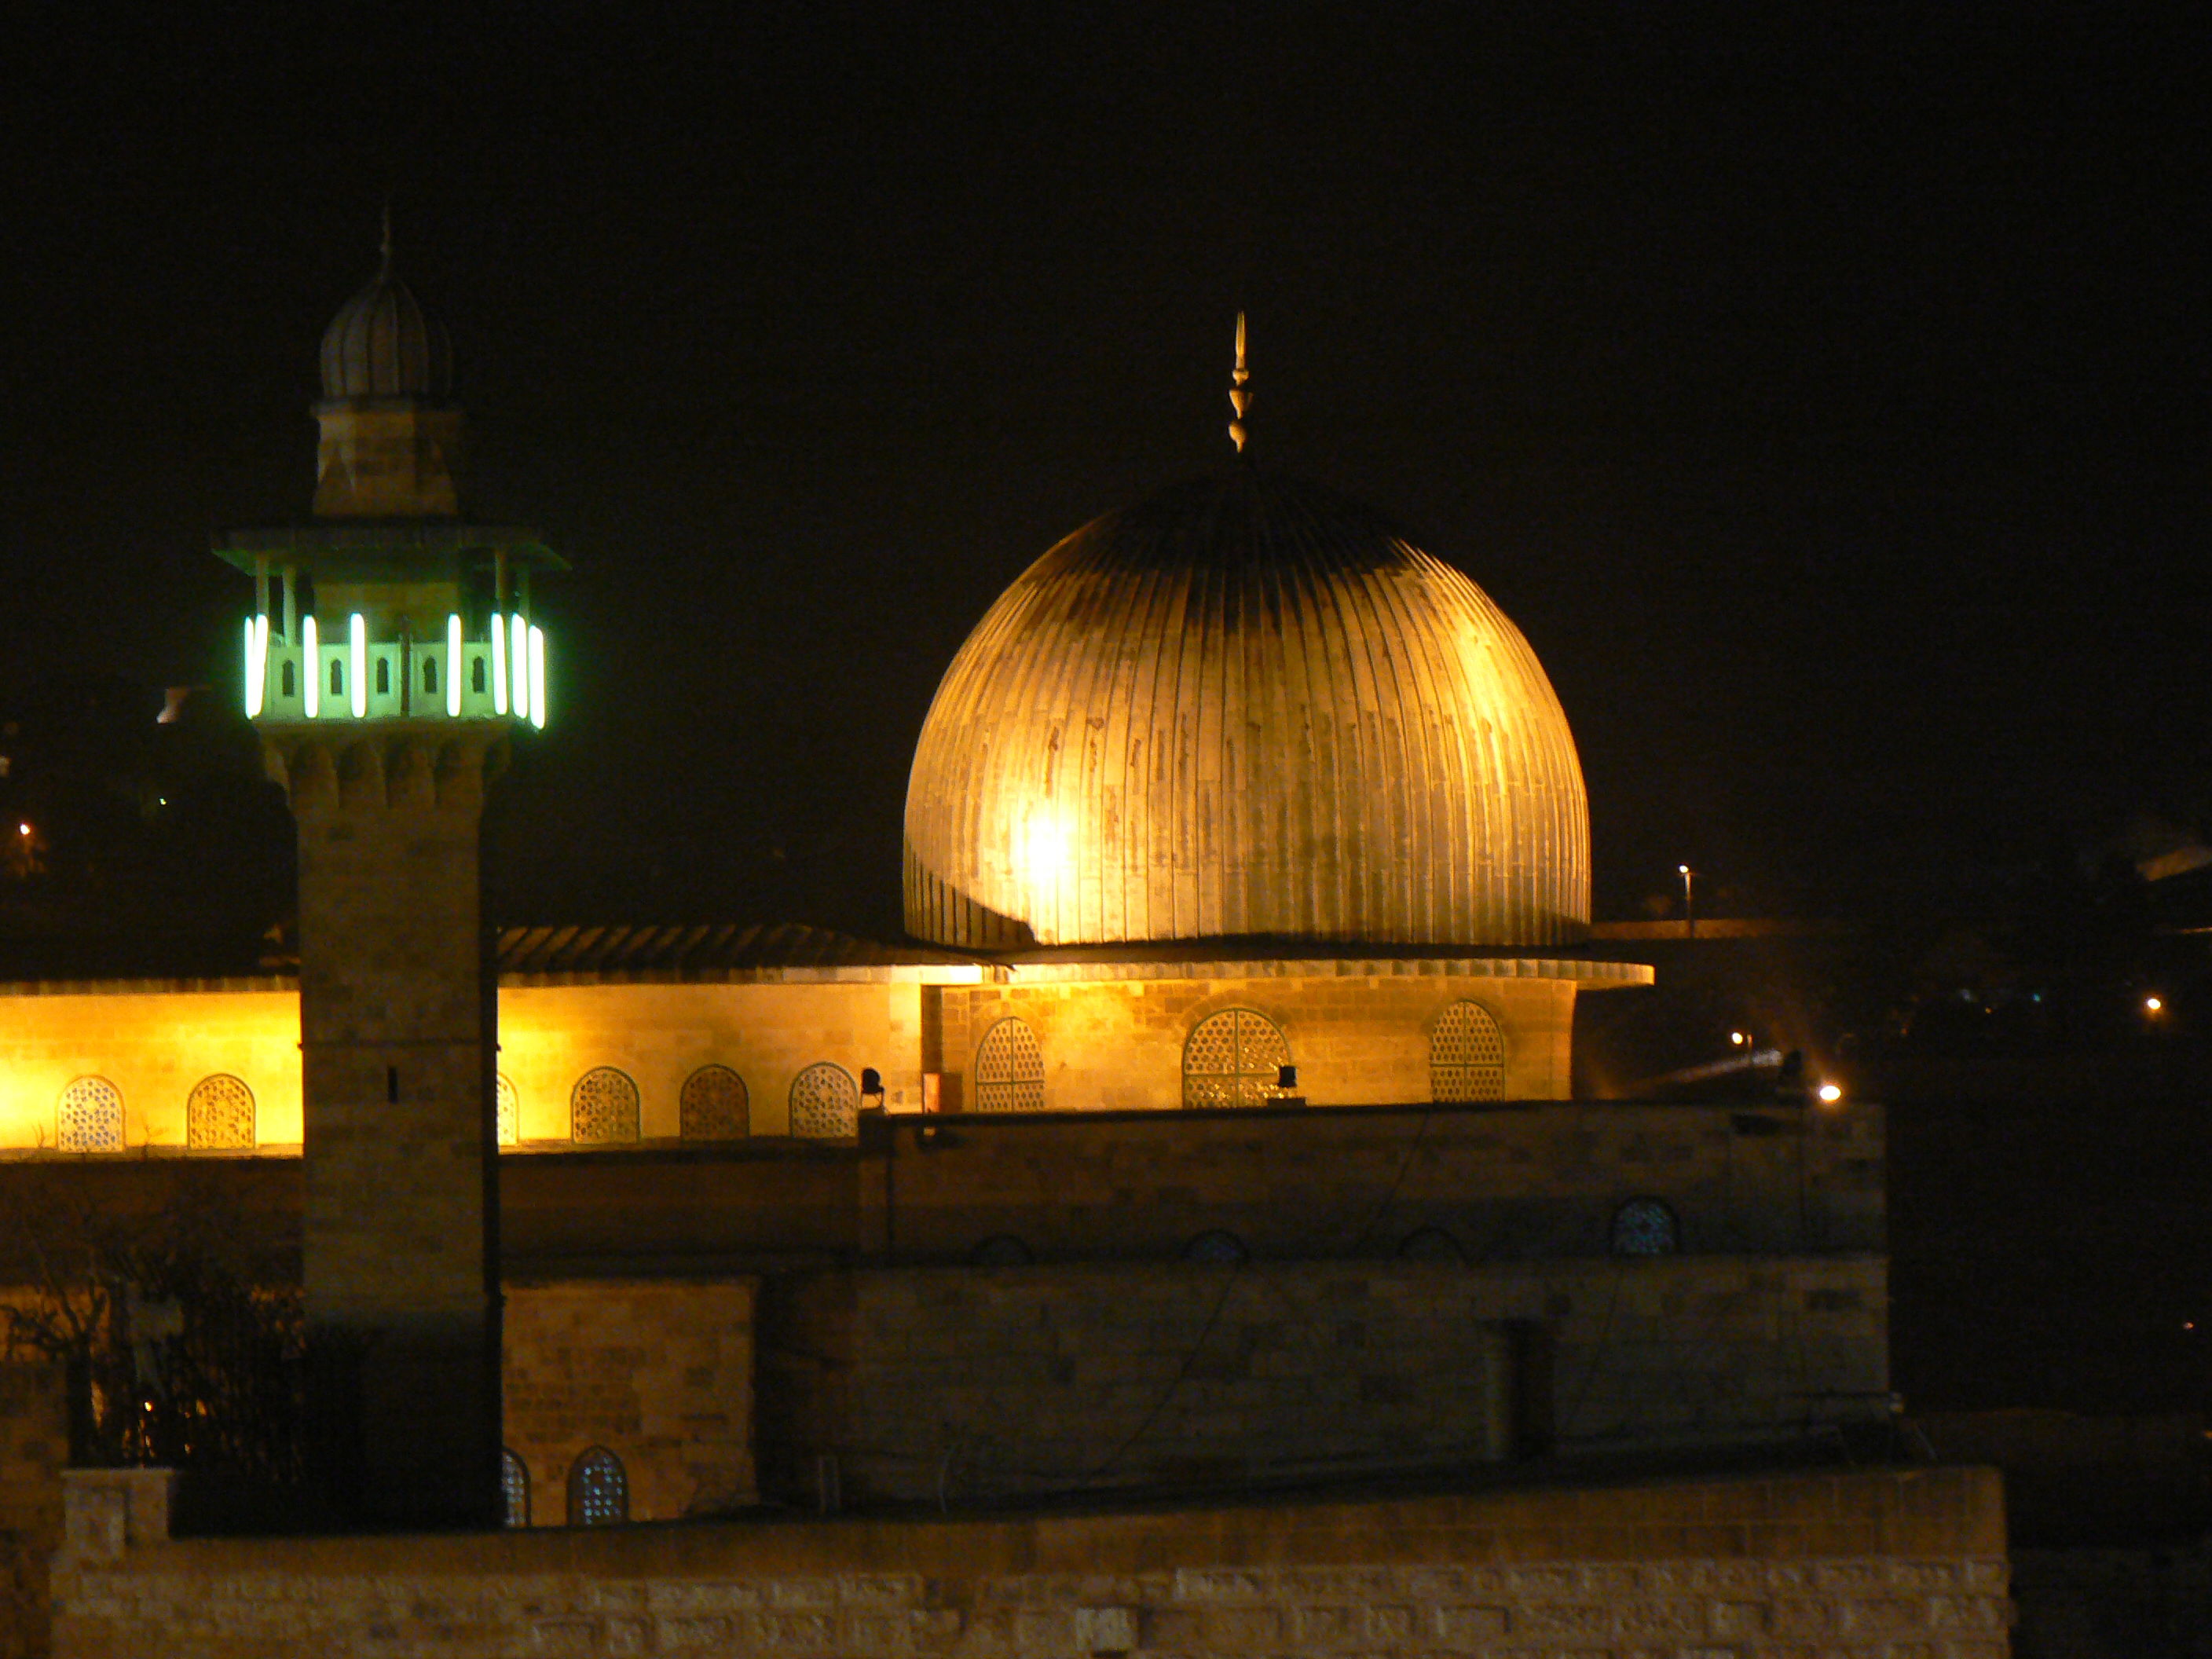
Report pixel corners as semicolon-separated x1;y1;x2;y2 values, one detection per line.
471;658;486;694
386;1065;399;1103
375;658;390;695
423;658;438;694
329;661;344;697
280;662;296;698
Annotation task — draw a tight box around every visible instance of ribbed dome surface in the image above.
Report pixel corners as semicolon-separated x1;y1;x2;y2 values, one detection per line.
904;469;1589;950
318;255;452;401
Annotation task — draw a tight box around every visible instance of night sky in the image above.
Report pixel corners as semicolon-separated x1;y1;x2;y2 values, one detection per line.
2;6;2207;943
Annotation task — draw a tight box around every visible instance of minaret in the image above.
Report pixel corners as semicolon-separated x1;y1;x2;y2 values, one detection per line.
217;231;559;1529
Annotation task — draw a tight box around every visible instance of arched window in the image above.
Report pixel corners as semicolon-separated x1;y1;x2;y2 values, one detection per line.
679;1064;749;1140
472;657;487;694
1430;1001;1507;1102
280;661;296;698
1182;1009;1290;1108
496;1073;519;1146
1181;1229;1250;1265
56;1077;123;1152
789;1062;859;1139
423;657;438;694
329;660;344;697
374;657;390;696
973;1016;1045;1111
501;1448;529;1527
1609;1197;1682;1258
567;1445;627;1526
185;1075;255;1150
569;1067;639;1144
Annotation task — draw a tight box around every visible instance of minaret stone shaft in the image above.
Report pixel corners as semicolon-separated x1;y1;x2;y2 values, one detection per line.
218;234;560;1529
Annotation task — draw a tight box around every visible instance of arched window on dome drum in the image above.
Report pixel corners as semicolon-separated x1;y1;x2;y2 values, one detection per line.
501;1448;529;1527
281;661;296;699
680;1065;749;1140
1430;1001;1507;1103
789;1063;859;1139
186;1075;255;1150
496;1073;519;1146
1182;1009;1289;1108
472;657;487;694
375;657;390;696
567;1446;627;1526
972;1017;1045;1112
569;1067;639;1144
423;657;438;695
329;660;343;698
1610;1197;1681;1258
57;1077;123;1152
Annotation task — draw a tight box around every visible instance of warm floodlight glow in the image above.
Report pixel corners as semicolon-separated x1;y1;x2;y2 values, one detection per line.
302;615;320;717
511;614;529;721
16;823;27;838
528;626;546;731
349;614;368;717
445;614;463;717
491;615;508;715
1816;1083;1844;1104
1730;1031;1746;1046
2146;995;2165;1014
1020;811;1075;892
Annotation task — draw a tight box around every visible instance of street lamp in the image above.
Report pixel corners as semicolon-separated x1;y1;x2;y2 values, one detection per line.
1679;864;1694;937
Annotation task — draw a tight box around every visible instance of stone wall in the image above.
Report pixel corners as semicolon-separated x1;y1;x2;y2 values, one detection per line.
0;1364;67;1659
0;983;302;1153
862;1097;1884;1265
504;1280;757;1525
759;1254;1888;1507
49;1464;2011;1659
936;970;1580;1109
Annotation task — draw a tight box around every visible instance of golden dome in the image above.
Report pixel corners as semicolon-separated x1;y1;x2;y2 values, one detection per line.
904;467;1590;950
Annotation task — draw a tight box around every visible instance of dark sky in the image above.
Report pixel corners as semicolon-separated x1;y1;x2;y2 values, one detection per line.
2;5;2208;940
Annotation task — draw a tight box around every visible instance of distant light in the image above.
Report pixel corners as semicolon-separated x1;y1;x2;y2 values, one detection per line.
349;614;368;718
1730;1031;1747;1046
446;614;463;718
156;797;166;808
1678;863;1690;875
2146;995;2165;1014
16;823;28;838
1816;1083;1844;1104
302;615;320;718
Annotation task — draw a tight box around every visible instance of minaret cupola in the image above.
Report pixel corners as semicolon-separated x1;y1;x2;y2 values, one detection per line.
311;215;463;518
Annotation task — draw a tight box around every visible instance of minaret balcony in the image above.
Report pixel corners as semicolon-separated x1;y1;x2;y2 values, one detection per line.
245;613;545;728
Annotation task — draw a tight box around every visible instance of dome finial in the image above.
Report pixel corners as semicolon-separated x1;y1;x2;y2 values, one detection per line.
1228;312;1251;454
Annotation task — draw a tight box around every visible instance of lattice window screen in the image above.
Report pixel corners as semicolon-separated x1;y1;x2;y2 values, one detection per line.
1610;1198;1682;1258
567;1446;628;1526
185;1075;255;1149
496;1074;519;1146
973;1018;1045;1112
789;1063;859;1138
1181;1009;1290;1108
57;1077;123;1152
1430;1000;1507;1102
569;1067;639;1144
501;1448;530;1527
680;1065;749;1140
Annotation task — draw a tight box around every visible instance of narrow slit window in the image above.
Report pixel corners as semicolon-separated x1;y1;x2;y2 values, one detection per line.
281;661;296;698
472;658;487;694
375;658;390;695
329;661;344;697
423;658;438;694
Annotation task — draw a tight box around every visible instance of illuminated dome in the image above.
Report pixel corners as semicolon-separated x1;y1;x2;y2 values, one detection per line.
904;467;1589;950
318;236;452;403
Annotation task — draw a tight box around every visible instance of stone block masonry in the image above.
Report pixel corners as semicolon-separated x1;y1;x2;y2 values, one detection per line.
49;1464;2011;1657
0;1364;67;1659
760;1254;1887;1508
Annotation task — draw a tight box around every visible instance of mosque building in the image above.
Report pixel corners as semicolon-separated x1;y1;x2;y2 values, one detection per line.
0;253;1650;1161
0;244;1928;1643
